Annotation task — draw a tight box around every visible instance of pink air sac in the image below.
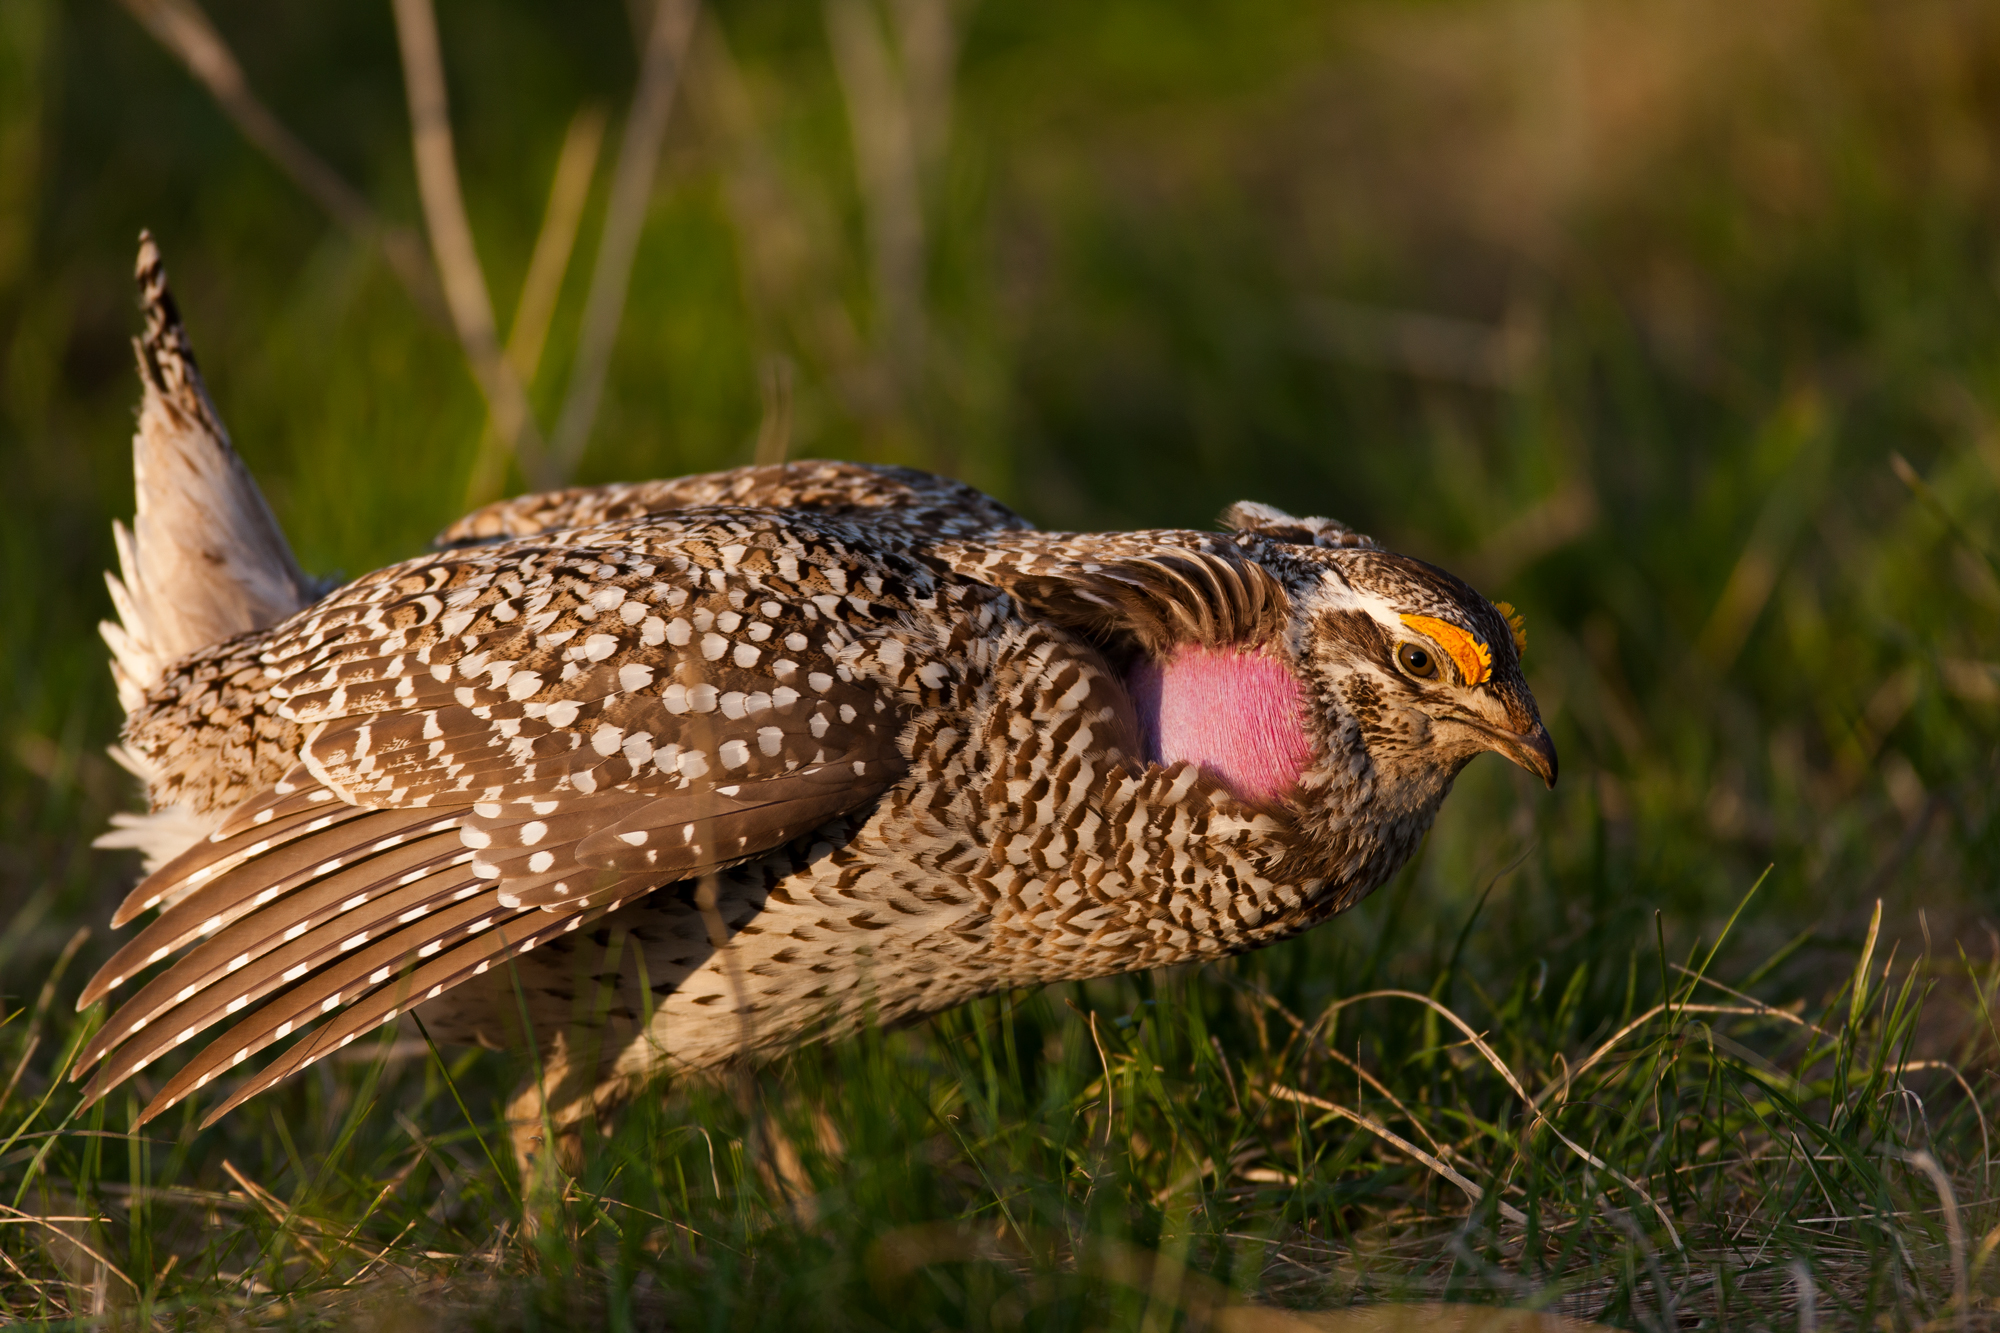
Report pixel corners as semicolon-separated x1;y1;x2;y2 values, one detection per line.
1128;645;1314;804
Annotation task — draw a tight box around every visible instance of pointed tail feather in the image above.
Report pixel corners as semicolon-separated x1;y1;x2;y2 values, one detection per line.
100;231;319;715
96;232;325;872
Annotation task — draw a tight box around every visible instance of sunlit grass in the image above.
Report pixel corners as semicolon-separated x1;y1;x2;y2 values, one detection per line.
1;879;1993;1327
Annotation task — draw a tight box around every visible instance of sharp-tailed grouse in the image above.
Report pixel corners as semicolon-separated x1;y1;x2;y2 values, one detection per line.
78;236;1556;1173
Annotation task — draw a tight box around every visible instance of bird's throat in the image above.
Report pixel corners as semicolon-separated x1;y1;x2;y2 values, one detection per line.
1128;645;1313;804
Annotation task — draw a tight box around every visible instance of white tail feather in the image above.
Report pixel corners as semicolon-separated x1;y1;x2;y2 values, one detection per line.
94;806;218;879
101;232;317;713
97;232;322;869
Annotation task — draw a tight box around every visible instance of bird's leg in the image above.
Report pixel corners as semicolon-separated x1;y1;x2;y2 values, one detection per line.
506;1028;596;1201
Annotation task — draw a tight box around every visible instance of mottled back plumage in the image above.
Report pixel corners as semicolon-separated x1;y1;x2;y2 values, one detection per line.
79;239;1556;1166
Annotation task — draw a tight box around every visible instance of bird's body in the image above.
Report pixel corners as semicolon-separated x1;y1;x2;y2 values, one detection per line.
80;239;1554;1169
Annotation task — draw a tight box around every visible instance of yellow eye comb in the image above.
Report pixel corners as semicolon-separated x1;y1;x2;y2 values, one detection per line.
1398;614;1492;686
1493;601;1528;656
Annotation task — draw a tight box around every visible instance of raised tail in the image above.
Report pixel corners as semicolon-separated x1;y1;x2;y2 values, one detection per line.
97;232;320;869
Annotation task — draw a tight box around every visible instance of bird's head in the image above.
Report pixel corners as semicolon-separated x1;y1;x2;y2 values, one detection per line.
1230;499;1554;802
1287;542;1555;798
1096;501;1554;848
1253;504;1558;810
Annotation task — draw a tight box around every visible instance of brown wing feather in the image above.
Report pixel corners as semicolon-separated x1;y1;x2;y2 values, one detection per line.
184;894;631;1129
110;782;368;927
76;825;472;1080
126;891;537;1122
210;763;347;839
256;515;923;910
85;508;964;1122
85;806;463;1008
572;763;880;871
434;460;1029;547
978;546;1290;657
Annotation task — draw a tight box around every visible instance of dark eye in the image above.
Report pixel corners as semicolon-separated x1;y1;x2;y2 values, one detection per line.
1396;641;1441;680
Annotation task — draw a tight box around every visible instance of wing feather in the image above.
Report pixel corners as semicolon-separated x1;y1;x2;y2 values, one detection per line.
184;893;632;1129
128;889;541;1123
84;806;462;1007
210;764;352;839
85;509;960;1122
75;829;472;1080
110;784;369;926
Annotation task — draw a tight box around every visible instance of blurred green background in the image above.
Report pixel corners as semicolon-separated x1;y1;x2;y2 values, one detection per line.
4;0;2000;1320
5;0;1996;983
11;0;2000;1304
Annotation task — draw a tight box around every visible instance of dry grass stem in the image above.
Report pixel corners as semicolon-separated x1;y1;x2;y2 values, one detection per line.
824;0;927;388
0;1037;38;1122
754;355;794;465
505;109;608;388
1267;1084;1528;1225
1904;1151;1970;1333
1534;1002;1806;1108
221;1158;328;1266
462;105;608;508
116;0;448;324
1309;988;1683;1246
549;0;701;480
0;1203;136;1295
391;0;553;487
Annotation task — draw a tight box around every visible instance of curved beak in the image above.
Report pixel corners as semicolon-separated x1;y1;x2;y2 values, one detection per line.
1495;722;1558;789
1446;685;1559;790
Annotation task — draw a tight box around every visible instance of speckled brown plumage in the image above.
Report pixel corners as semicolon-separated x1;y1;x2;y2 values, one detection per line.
79;242;1557;1169
436;460;1031;547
